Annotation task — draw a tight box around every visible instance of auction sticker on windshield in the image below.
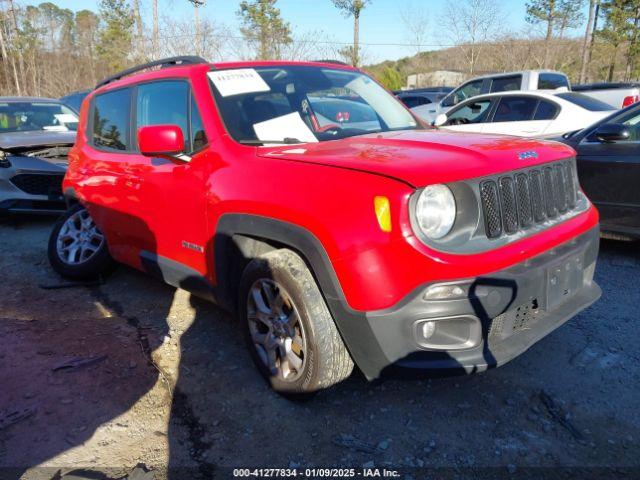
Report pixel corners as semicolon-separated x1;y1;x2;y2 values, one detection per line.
208;69;270;97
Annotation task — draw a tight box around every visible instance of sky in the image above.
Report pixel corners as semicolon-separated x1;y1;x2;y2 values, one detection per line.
23;0;591;63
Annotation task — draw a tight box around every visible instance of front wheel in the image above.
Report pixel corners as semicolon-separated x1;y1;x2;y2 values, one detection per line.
239;249;354;395
47;204;115;280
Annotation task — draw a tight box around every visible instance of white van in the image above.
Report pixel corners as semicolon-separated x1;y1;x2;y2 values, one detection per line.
412;70;571;123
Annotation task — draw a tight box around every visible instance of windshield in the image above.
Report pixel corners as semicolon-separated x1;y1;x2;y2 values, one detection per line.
208;65;418;144
555;92;614;112
0;101;79;133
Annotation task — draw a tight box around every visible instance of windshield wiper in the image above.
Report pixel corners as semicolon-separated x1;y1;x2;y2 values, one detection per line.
239;137;303;145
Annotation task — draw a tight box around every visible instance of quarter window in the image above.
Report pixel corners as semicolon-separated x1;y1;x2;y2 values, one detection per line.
92;88;132;151
190;92;207;152
533;100;558;120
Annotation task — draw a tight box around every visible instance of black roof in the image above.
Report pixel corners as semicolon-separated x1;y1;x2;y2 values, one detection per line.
95;56;208;89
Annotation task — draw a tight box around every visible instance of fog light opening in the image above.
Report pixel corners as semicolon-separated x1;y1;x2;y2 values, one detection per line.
422;321;436;340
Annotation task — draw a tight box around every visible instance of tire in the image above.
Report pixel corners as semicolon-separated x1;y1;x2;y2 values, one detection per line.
47;203;116;280
239;249;354;395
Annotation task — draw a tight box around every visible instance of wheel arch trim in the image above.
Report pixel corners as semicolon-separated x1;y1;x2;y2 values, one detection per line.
214;213;389;379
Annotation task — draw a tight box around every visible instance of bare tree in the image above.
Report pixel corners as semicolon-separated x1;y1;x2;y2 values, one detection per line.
399;2;429;58
159;13;227;61
188;0;205;57
132;0;144;60
0;12;14;92
152;0;158;58
579;0;598;83
443;0;501;75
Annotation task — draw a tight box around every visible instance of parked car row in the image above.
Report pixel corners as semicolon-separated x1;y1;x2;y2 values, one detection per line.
408;70;571;123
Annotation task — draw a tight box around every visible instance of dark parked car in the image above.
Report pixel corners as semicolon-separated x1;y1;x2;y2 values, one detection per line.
0;97;78;214
60;89;90;113
561;102;640;238
394;87;453;109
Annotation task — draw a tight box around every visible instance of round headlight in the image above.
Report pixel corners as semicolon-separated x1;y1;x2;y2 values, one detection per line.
415;184;456;239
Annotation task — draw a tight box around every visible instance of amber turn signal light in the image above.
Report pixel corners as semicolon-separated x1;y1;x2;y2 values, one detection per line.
374;196;392;232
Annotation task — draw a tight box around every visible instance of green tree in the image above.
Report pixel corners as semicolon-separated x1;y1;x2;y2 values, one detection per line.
237;0;292;60
376;66;403;90
598;0;640;80
96;0;134;72
526;0;584;67
331;0;370;67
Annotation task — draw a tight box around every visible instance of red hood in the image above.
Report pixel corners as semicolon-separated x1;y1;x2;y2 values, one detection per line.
257;130;576;187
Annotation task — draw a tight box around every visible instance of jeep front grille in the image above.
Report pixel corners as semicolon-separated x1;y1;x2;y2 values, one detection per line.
10;173;64;197
480;160;578;240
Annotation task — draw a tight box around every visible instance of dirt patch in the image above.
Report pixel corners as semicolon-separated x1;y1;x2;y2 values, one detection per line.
0;217;639;478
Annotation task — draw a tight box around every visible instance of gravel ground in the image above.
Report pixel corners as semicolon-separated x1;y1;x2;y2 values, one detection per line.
0;216;638;479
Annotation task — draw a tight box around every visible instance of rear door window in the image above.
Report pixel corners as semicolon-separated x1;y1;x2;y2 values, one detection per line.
92;88;132;151
538;73;569;90
489;75;522;93
492;96;538;122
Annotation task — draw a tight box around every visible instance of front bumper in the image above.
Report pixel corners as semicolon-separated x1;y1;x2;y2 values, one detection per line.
0;170;66;214
346;227;600;379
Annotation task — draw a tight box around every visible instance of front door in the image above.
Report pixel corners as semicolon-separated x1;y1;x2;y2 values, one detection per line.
576;109;640;235
131;79;212;285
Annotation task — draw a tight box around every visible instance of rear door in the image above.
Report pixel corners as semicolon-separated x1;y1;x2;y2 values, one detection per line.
482;95;553;137
576;108;640;234
83;86;153;266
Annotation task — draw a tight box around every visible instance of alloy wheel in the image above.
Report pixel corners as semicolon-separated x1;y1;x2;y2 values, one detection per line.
56;209;105;265
246;279;306;382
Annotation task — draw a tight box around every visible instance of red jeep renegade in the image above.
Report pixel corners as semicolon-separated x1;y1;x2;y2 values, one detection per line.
48;57;601;394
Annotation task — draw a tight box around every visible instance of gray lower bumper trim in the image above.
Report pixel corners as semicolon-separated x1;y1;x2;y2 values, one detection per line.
350;227;600;379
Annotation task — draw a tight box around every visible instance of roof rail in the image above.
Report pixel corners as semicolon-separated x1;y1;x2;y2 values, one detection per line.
312;59;349;66
95;56;208;89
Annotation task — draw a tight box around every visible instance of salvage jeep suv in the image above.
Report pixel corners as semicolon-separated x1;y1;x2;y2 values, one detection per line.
48;57;601;394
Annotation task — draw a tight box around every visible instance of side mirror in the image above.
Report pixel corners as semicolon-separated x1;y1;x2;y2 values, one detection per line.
594;123;631;143
434;113;448;126
138;124;189;162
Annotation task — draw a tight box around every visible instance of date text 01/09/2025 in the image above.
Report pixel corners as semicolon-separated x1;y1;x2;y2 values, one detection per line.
232;467;401;478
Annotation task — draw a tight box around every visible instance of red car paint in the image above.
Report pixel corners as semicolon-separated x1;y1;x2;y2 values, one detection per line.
65;61;598;312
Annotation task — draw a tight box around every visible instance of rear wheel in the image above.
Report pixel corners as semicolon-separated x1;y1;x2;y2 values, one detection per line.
239;249;353;395
47;204;115;280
